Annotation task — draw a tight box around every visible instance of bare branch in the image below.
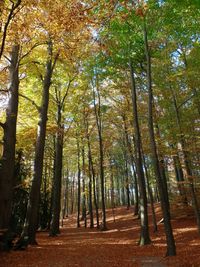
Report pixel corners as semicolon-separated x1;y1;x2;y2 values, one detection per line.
0;122;5;129
32;61;44;82
3;55;11;63
177;93;195;110
0;89;9;93
51;51;60;72
60;75;77;109
19;93;40;112
19;42;46;63
54;86;60;104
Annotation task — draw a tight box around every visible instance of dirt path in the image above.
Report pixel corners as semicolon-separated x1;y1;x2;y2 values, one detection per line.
1;206;200;267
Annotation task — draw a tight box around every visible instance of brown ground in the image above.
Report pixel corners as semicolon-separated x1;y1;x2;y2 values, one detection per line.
1;204;200;267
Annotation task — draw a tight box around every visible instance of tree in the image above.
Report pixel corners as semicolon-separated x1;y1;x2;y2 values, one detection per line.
129;60;151;245
143;14;176;256
20;40;57;244
91;72;107;230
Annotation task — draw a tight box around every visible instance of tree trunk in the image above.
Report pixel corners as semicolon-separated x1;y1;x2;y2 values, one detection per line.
88;152;94;228
85;117;94;228
142;151;157;232
129;60;151;245
81;146;87;228
92;79;106;230
77;138;81;228
143;21;176;256
70;176;75;214
109;158;115;210
133;167;139;215
170;86;200;232
62;167;69;226
173;153;187;202
20;41;54;244
89;145;99;228
0;44;20;230
49;106;63;236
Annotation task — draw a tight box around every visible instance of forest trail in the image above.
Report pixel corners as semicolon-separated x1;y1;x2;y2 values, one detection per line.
1;205;200;267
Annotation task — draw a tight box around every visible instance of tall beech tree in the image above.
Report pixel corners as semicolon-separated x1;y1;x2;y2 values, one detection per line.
76;133;81;228
50;76;75;236
20;40;58;244
143;17;176;256
91;73;107;230
129;60;151;245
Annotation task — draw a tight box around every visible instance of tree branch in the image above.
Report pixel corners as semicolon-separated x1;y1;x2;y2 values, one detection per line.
177;93;195;110
0;89;9;93
0;122;5;129
32;61;44;82
51;51;59;72
61;75;77;109
0;0;22;60
19;93;40;112
19;42;46;63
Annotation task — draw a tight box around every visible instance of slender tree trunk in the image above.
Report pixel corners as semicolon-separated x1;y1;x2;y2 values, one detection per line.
121;176;126;206
170;86;200;232
41;160;48;229
181;50;200;115
70;176;75;214
123;115;138;212
88;153;94;228
154;121;170;209
92;169;99;228
62;167;69;225
129;60;151;245
81;147;87;228
20;41;54;244
109;158;115;209
143;21;176;256
76;138;81;228
173;153;187;202
116;174;121;206
84;117;94;228
92;78;106;230
142;151;157;232
0;44;20;230
133;167;139;215
125;156;130;209
49;106;63;236
89;145;99;228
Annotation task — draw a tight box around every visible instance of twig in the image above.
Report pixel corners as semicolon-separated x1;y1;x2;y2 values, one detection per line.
177;93;195;110
19;93;40;112
0;122;5;129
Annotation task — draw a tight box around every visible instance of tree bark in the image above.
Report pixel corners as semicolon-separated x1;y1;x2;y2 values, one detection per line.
129;60;151;245
142;151;157;232
92;78;106;230
170;86;200;232
76;137;81;228
0;44;20;230
49;106;63;236
81;146;87;228
85;116;94;228
143;21;176;256
89;143;99;228
20;41;54;244
62;167;69;226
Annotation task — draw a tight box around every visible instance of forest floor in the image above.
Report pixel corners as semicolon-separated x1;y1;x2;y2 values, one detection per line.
1;204;200;267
